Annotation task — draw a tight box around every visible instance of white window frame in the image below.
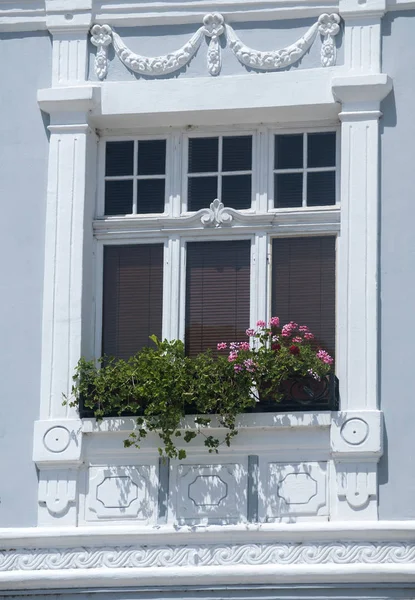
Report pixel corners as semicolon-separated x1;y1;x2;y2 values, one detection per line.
93;124;340;363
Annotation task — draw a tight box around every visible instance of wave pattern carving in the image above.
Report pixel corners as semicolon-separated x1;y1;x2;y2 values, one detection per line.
90;13;341;80
1;542;415;572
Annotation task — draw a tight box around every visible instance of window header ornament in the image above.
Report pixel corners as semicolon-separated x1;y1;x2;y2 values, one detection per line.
90;13;341;81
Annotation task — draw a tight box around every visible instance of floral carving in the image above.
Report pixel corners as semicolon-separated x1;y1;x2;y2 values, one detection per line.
90;24;112;80
318;14;341;67
202;13;225;76
200;199;234;227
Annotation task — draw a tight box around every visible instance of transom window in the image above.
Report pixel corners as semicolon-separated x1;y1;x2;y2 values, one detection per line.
95;127;339;364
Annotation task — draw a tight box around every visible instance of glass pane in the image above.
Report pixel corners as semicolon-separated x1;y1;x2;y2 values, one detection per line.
222;174;251;209
275;134;303;169
105;180;133;215
105;141;134;176
274;173;303;208
188;176;218;211
188;137;218;173
307;132;336;168
307;171;336;206
222;136;252;171
137;139;166;175
137;179;165;213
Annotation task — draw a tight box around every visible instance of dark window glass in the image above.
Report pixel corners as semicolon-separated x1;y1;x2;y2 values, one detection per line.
137;140;166;175
105;180;133;215
222;174;251;209
102;244;163;360
105;141;134;176
188;137;218;173
275;134;303;169
186;240;250;356
188;176;218;211
307;171;336;206
272;236;336;358
222;136;252;171
274;173;303;208
307;132;336;168
137;179;165;213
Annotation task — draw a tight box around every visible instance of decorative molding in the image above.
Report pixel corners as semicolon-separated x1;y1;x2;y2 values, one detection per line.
200;199;235;227
2;541;415;573
90;13;341;80
38;468;77;517
90;24;112;80
111;24;206;78
336;463;377;509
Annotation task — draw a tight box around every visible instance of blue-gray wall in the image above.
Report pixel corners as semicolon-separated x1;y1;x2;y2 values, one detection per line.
88;19;344;81
378;10;415;519
0;32;51;527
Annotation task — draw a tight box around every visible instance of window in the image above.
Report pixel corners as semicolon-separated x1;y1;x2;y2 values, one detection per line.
96;128;339;363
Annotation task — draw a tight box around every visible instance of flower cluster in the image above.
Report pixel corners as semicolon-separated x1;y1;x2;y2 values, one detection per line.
217;317;334;400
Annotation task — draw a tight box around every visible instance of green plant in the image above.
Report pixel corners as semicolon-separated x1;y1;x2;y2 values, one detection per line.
64;319;334;459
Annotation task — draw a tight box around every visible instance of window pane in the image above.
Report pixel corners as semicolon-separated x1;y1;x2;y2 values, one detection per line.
105;141;134;176
274;173;303;208
186;240;250;356
102;244;163;360
307;171;336;206
222;174;251;209
137;179;165;213
188;137;218;173
222;136;252;171
275;134;303;169
137;139;166;175
105;180;133;215
271;237;336;358
188;176;218;211
307;132;336;168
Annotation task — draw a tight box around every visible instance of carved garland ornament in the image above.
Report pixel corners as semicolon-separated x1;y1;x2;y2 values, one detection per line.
90;14;341;80
1;542;415;571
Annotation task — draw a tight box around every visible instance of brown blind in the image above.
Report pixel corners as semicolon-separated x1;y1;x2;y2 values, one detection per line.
102;244;163;359
185;240;250;356
271;237;336;357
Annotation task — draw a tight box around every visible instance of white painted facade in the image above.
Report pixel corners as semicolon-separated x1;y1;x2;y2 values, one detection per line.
0;0;414;594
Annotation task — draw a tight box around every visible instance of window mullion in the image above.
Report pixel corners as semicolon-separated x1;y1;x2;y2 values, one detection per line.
251;232;269;329
163;236;181;342
132;140;138;214
218;136;223;200
302;133;308;208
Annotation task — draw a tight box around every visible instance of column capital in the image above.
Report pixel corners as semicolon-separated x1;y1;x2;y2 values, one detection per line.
38;85;101;116
332;74;393;111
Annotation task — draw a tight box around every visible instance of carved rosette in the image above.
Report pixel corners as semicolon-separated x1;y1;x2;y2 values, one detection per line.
90;24;113;80
90;13;341;80
318;14;341;67
202;13;225;76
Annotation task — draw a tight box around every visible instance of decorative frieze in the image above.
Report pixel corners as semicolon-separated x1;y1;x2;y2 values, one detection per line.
90;13;342;80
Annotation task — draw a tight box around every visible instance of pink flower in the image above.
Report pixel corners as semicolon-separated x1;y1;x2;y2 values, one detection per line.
244;359;257;372
304;332;314;340
256;320;266;327
299;325;309;333
316;349;334;365
270;317;280;327
217;342;227;350
307;368;321;381
246;328;255;337
292;336;303;343
230;342;240;351
281;321;299;337
228;351;238;362
239;341;250;351
234;364;243;372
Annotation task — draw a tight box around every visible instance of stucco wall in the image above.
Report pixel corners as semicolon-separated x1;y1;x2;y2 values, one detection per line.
378;10;415;519
0;32;51;527
88;18;344;81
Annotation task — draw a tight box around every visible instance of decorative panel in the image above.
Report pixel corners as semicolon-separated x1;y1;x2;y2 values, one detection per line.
86;466;157;521
174;463;247;524
263;461;328;521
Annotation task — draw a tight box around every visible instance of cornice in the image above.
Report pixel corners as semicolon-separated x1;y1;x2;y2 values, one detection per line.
0;0;414;33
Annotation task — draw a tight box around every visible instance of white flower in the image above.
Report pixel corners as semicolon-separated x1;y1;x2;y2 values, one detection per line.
203;13;225;39
91;24;112;47
318;14;341;37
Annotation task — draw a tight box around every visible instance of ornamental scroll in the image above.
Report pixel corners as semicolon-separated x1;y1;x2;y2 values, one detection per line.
90;13;341;80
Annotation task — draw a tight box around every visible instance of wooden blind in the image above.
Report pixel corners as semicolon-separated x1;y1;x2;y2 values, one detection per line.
271;237;336;357
185;240;250;356
102;244;163;359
